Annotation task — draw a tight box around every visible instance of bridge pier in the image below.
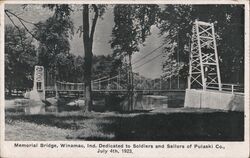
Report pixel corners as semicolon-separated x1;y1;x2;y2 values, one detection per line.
184;89;244;111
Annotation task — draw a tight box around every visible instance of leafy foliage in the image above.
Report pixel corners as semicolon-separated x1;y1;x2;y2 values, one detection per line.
92;55;113;79
111;4;160;58
43;4;73;18
110;4;160;86
161;42;184;79
5;25;37;93
56;54;85;82
110;4;160;111
33;5;74;77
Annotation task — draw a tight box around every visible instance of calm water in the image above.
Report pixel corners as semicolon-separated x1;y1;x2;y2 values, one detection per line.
6;94;184;115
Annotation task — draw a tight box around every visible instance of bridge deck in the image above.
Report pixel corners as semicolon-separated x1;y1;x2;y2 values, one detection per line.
45;89;185;98
45;89;185;92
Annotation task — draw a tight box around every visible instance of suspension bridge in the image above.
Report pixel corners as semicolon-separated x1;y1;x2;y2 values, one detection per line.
43;70;242;99
28;20;244;112
44;73;186;98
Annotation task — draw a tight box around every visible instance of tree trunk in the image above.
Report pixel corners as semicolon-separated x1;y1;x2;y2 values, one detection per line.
128;54;134;111
8;82;12;97
82;4;93;112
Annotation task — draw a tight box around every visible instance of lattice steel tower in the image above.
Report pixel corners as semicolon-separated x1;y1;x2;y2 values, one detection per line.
188;20;222;91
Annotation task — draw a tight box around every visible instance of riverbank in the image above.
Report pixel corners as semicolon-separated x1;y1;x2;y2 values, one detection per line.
5;105;244;141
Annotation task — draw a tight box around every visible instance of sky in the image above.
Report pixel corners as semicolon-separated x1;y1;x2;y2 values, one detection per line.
5;4;164;79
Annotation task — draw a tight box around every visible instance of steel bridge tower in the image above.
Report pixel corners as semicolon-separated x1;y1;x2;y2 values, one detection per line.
188;20;222;91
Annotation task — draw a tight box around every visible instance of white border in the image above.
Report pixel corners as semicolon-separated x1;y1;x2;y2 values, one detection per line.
1;1;249;158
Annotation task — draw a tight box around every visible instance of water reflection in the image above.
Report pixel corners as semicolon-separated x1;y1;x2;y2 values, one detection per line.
6;94;184;115
24;105;46;114
138;95;169;110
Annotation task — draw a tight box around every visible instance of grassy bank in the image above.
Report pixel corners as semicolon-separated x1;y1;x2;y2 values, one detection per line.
5;108;244;141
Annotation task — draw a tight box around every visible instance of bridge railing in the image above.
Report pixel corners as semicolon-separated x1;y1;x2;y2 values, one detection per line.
206;83;244;94
54;80;124;91
56;81;85;91
221;83;244;94
48;80;244;95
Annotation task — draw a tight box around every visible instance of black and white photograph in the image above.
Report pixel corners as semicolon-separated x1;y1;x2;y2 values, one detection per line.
1;1;249;157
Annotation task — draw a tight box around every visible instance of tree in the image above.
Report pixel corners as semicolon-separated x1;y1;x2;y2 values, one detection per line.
81;4;106;112
110;4;159;111
56;53;74;81
33;5;74;79
5;4;75;91
92;55;113;79
72;55;85;82
5;24;37;96
158;5;244;84
5;4;106;112
51;53;85;82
